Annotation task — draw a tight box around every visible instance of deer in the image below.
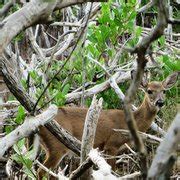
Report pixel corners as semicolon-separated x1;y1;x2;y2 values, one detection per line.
19;72;179;178
37;72;178;179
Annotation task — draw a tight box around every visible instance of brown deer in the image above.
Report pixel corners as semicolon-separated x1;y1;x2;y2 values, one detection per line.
37;72;177;179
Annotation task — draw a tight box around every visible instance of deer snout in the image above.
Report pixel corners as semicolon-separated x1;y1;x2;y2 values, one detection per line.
155;100;164;107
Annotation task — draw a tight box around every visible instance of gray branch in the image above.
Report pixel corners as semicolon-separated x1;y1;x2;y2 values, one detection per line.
0;104;58;157
148;110;180;179
80;96;103;179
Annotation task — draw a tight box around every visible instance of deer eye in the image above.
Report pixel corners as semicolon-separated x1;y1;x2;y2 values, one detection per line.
147;89;153;94
163;90;166;94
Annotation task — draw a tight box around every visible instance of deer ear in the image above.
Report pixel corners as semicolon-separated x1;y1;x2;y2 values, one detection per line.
162;72;179;89
131;69;150;88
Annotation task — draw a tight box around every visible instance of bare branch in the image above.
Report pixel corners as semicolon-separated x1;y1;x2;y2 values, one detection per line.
0;60;36;113
33;2;93;112
51;22;81;27
69;158;93;180
55;0;107;10
0;0;106;54
0;104;58;157
168;18;180;25
0;0;57;54
36;160;58;178
148;110;180;179
36;160;68;179
45;120;81;156
114;129;162;144
81;96;103;161
137;1;155;13
133;1;169;53
81;96;103;179
66;71;130;103
120;171;141;179
89;149;116;180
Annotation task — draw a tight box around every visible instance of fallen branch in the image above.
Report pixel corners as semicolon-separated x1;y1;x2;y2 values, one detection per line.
89;149;117;180
36;160;60;179
66;71;130;103
120;171;141;179
44;120;81;156
0;100;20;109
69;158;93;180
0;0;106;54
137;1;154;13
51;22;81;27
0;104;58;157
114;129;162;144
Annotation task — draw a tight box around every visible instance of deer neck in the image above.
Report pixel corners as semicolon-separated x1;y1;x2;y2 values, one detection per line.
134;95;158;132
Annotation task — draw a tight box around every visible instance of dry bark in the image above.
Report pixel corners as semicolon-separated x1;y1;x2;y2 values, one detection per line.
148;110;180;179
80;96;103;179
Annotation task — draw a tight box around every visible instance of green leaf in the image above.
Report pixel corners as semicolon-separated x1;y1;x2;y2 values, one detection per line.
13;139;25;153
15;106;25;124
159;36;166;46
128;11;136;21
29;70;37;80
23;168;35;179
54;92;65;106
21;79;27;89
62;84;70;95
11;154;22;163
5;126;14;134
24;158;33;169
100;4;110;24
135;26;142;38
162;55;180;71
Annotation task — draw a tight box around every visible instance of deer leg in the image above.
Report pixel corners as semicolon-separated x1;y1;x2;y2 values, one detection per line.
37;150;66;180
103;133;131;170
104;136;120;170
103;146;118;170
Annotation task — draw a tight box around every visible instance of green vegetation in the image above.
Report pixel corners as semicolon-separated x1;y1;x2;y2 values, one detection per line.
1;0;179;178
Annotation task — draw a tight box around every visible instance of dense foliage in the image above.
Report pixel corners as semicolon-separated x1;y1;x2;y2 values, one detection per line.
0;0;179;179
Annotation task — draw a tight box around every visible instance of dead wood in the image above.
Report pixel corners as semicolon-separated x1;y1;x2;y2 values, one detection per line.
148;109;180;179
80;96;103;179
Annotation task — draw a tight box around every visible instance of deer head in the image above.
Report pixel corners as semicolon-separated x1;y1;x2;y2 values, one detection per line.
142;72;178;111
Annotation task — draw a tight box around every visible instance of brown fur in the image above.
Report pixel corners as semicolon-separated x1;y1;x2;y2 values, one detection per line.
37;72;178;179
37;81;167;179
0;71;177;179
